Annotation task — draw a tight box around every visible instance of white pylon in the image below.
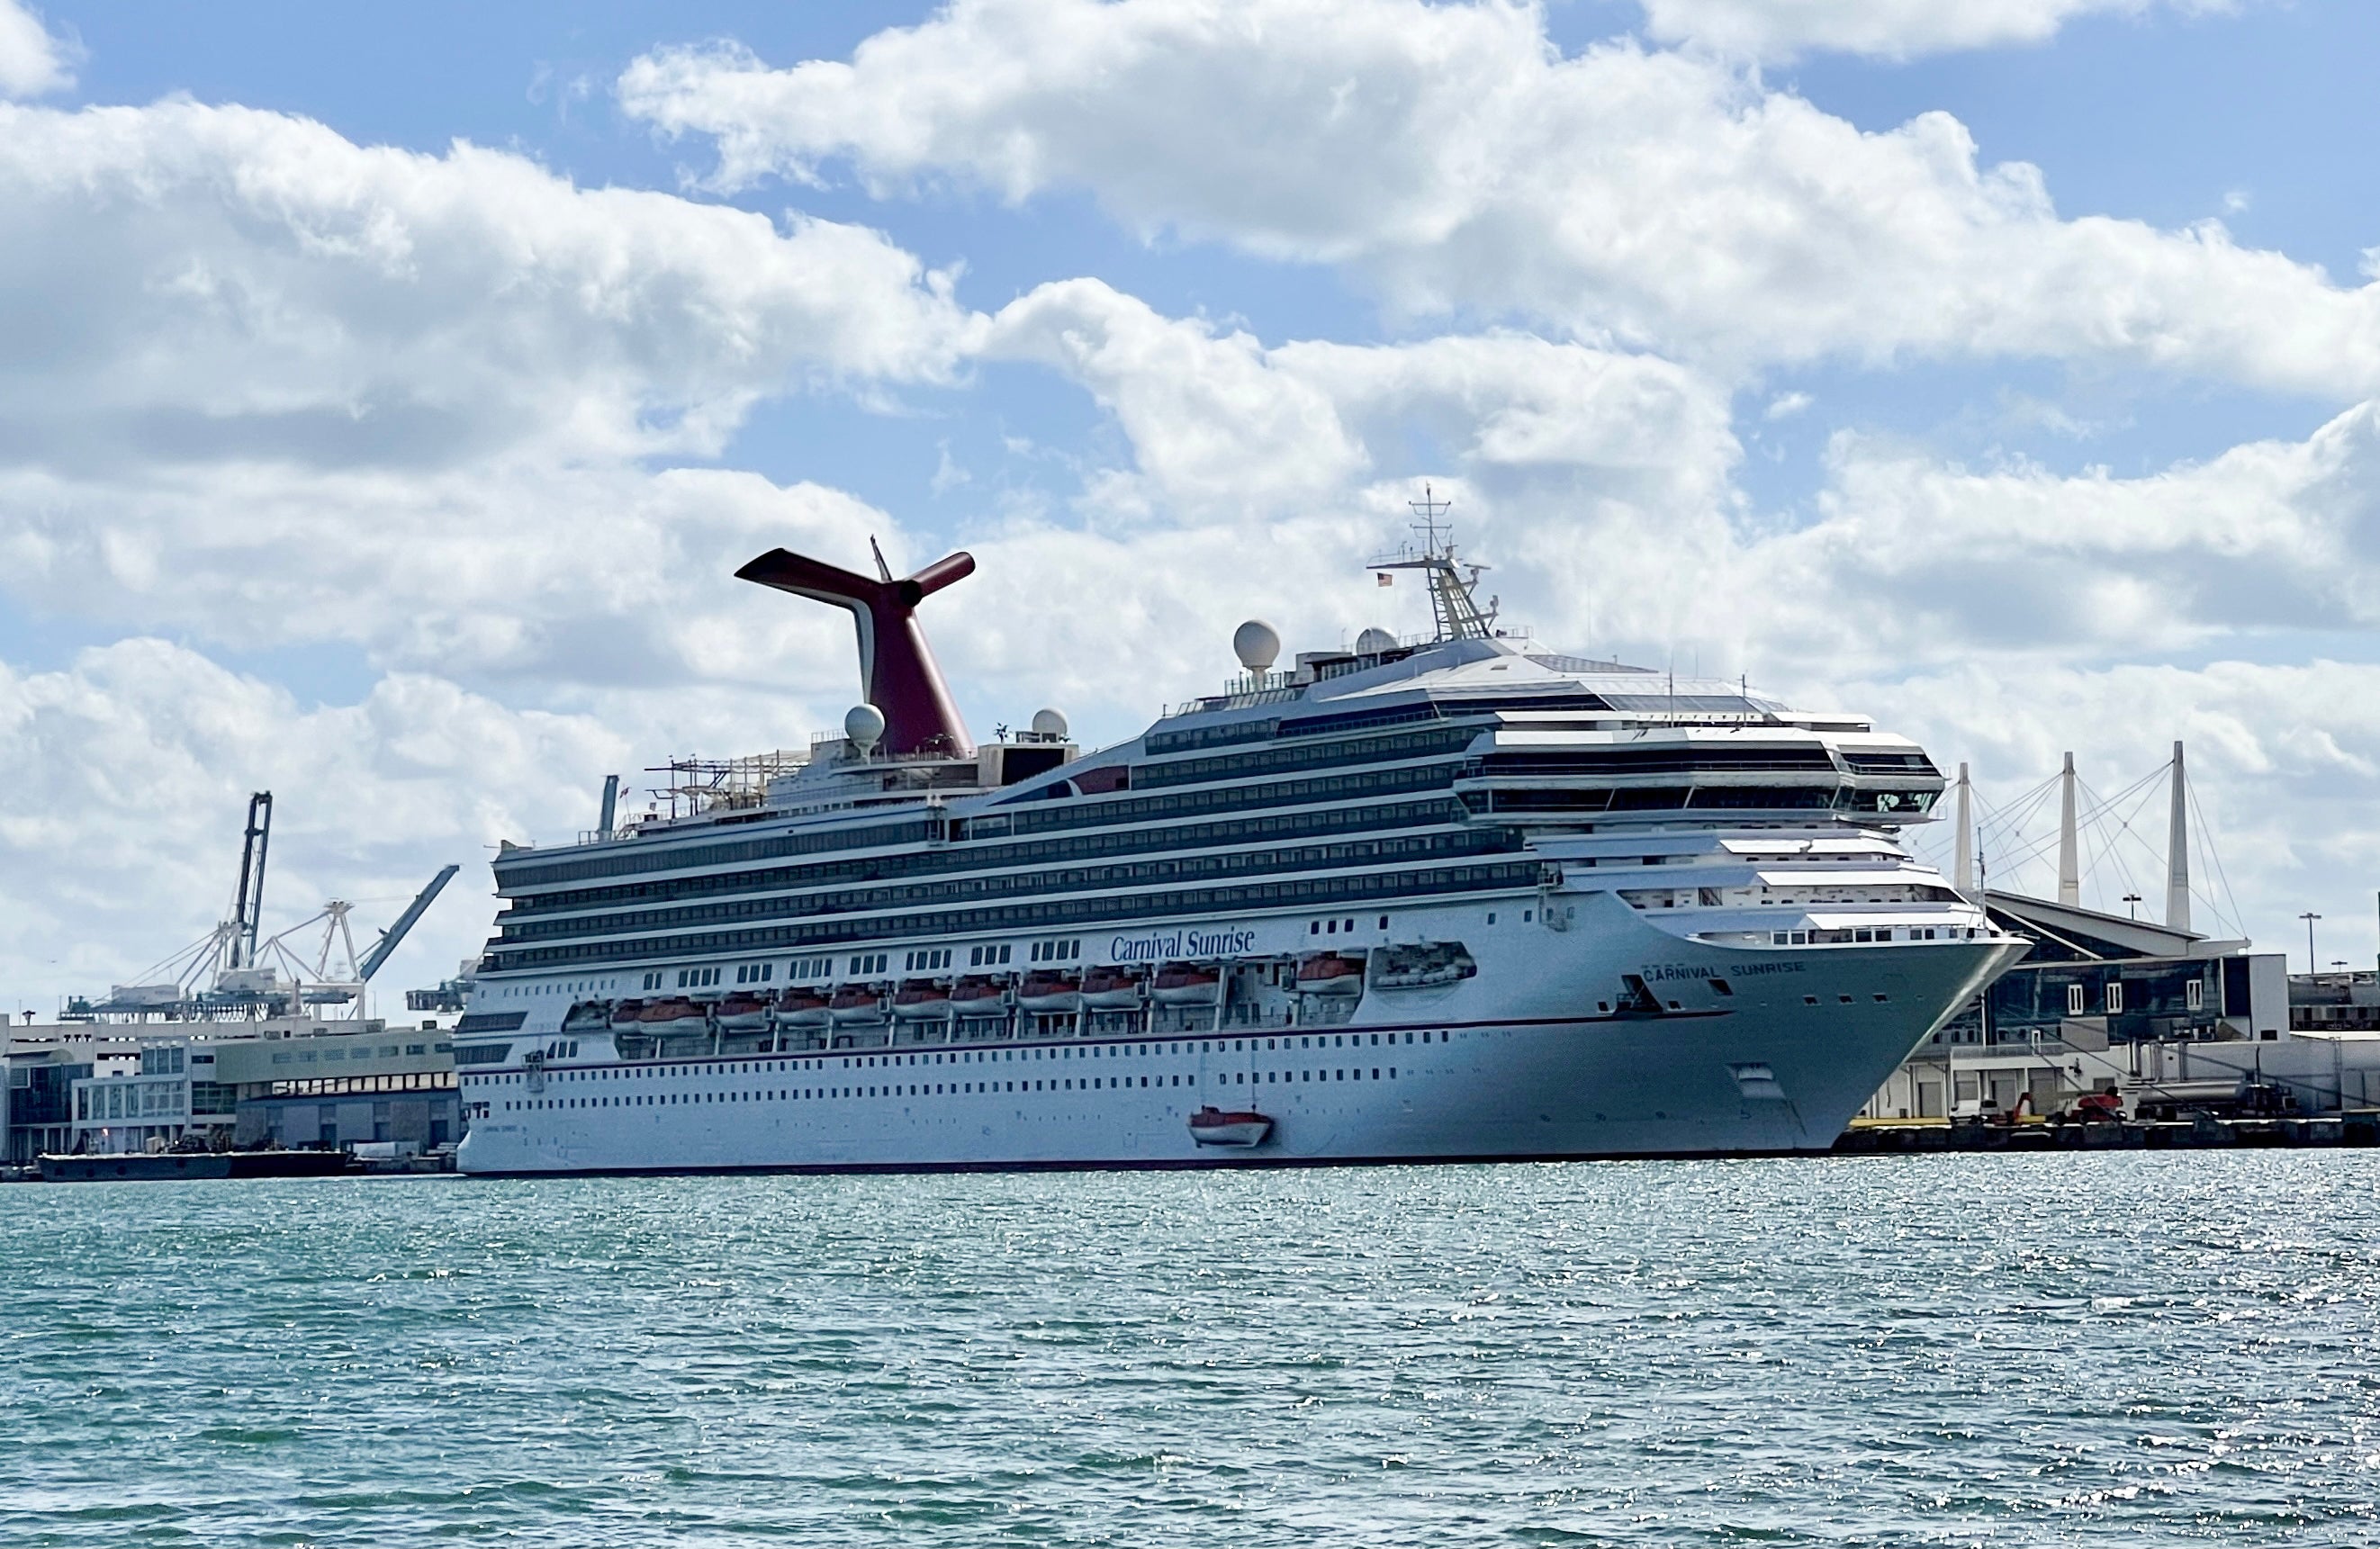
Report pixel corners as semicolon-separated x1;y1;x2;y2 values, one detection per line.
1952;761;1975;896
2057;752;2080;906
2165;740;2192;933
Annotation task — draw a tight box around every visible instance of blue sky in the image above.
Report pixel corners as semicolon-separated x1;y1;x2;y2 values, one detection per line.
6;0;2380;1001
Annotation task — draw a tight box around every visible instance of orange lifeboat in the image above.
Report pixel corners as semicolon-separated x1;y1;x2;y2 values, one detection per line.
1188;1106;1273;1147
1294;952;1366;997
1152;962;1222;1005
562;1000;609;1035
1080;965;1142;1010
1016;971;1082;1013
891;978;953;1020
637;997;708;1035
828;984;887;1023
772;986;830;1027
949;975;1006;1015
607;999;645;1034
713;993;771;1032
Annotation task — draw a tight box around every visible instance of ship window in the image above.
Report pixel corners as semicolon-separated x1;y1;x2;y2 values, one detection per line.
2067;984;2086;1015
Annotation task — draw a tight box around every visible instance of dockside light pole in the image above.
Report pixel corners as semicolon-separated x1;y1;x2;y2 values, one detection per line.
2301;912;2322;975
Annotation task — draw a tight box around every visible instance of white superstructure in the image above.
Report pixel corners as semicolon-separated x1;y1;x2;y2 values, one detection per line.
453;522;2024;1175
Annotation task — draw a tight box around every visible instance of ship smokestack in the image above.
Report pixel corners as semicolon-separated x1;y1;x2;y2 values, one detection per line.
735;545;977;758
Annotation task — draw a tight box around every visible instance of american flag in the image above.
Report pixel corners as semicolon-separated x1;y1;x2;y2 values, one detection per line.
1376;572;1393;587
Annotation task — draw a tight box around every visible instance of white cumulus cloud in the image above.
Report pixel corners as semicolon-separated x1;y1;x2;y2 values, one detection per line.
0;100;996;687
619;0;2380;396
0;642;626;1004
1638;0;2239;62
0;0;75;98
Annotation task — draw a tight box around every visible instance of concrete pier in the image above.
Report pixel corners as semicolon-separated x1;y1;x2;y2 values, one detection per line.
1836;1113;2380;1153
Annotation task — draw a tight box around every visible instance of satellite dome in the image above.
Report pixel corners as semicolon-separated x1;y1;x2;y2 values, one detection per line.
1356;626;1397;656
1031;707;1069;740
1232;619;1281;674
843;703;886;757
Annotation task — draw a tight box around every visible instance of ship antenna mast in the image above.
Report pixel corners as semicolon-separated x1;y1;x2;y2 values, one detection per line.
1368;483;1499;643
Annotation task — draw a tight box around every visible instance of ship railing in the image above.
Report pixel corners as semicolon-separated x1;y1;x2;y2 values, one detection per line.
1163;683;1305;717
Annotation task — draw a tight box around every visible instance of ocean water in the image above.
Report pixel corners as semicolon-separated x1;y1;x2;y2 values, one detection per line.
5;1155;2378;1546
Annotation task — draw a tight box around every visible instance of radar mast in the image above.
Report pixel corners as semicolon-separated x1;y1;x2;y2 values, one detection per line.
1367;485;1499;642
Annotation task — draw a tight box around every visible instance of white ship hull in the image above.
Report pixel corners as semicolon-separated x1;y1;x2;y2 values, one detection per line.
455;534;2024;1178
455;901;2019;1175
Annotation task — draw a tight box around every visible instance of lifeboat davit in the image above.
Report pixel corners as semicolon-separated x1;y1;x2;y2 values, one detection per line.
713;993;771;1032
829;984;887;1023
637;997;708;1036
949;976;1006;1015
1016;971;1082;1013
891;978;953;1020
1080;965;1142;1010
772;986;830;1026
1188;1106;1274;1148
1295;952;1366;996
1151;962;1222;1005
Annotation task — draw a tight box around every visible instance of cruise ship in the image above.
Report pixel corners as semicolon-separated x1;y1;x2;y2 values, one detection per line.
451;509;2024;1175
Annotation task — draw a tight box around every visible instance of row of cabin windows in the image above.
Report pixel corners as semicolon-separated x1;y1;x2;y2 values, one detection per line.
484;1030;1453;1088
735;963;776;985
969;944;1015;968
502;751;1464;896
849;952;890;977
1127;725;1478;791
506;791;1465;924
498;828;1513;949
492;861;1546;973
679;968;721;988
1136;693;1609;756
993;761;1455;841
1031;939;1082;962
905;948;953;972
1767;927;1976;945
504;1066;1401;1112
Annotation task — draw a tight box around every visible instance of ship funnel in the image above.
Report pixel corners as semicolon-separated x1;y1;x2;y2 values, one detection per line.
737;545;976;758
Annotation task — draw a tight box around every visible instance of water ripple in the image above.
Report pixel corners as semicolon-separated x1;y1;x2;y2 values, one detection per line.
3;1154;2378;1544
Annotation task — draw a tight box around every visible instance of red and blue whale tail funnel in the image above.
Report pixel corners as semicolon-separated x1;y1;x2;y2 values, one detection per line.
735;545;977;758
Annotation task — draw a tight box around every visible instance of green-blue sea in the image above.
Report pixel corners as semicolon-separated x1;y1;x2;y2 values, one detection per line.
5;1154;2377;1545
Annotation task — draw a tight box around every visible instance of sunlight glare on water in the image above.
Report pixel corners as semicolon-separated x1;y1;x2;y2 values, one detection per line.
5;1152;2377;1545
